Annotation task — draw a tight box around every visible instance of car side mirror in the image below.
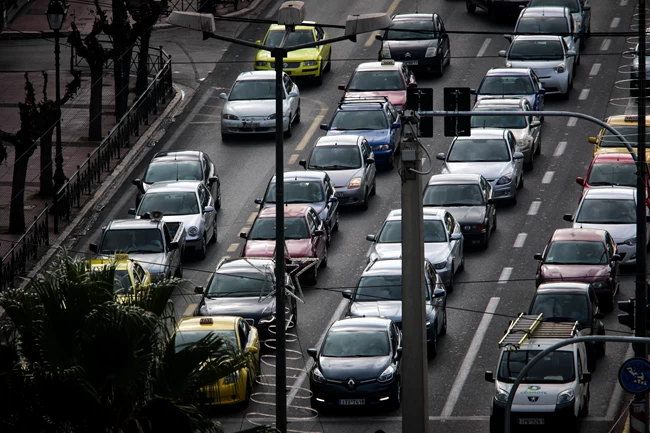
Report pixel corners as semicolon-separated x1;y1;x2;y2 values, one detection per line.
204;206;215;213
470;89;477;95
433;287;446;298
320;123;329;131
255;39;261;44
307;348;318;359
128;208;136;215
588;137;597;144
485;371;495;383
534;253;543;261
391;122;401;129
395;347;403;360
208;176;218;185
366;234;376;241
240;232;248;239
563;214;574;222
576;177;585;186
581;373;592;383
254;198;262;205
594;312;605;320
407;82;417;88
530;120;541;128
366;157;375;165
487;198;496;205
299;159;307;168
451;233;462;240
194;286;204;294
89;243;99;253
513;152;524;160
314;229;325;237
132;178;141;187
567;50;576;57
375;34;383;41
504;34;512;41
538;88;546;95
169;241;179;251
436;153;446;161
246;346;258;354
329;196;338;203
582;4;590;10
219;92;228;100
498;50;506;57
342;289;352;299
288;91;299;98
338;84;346;90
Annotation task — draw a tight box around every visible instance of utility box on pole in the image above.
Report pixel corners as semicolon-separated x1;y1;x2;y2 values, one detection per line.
443;87;471;137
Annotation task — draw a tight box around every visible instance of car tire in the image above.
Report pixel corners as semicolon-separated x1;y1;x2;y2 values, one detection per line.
525;151;534;171
579;389;590;418
214;184;222;210
295;103;301;124
434;54;444;78
439;309;447;336
387;154;395;170
604;293;615;313
427;325;438;358
482;232;489;250
196;235;207;260
389;380;401;410
324;52;332;72
332;211;340;232
361;188;370;211
587;347;597;373
580;35;586;50
174;261;183;278
597;340;606;358
535;134;542;155
466;0;476;13
209;224;217;244
284;117;293;137
242;383;252;409
304;265;318;286
447;271;454;293
518;175;524;189
370;180;377;196
320;247;328;268
315;68;324;85
458;254;465;272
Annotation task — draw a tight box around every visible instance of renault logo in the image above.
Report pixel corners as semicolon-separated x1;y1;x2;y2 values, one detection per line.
528;396;539;402
405;52;412;58
347;378;356;389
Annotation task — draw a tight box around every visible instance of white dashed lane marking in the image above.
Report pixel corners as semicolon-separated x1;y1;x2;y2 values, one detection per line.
498;267;513;284
590;63;601;76
528;201;541;216
288;153;299;165
579;89;590;100
610;17;621;28
542;171;554;184
247;212;257;224
554;141;567;156
620;0;628;5
477;38;492;57
227;243;239;253
513;233;528;248
601;39;611;51
567;117;577;127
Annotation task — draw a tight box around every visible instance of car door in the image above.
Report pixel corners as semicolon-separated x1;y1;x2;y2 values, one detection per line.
424;263;441;333
445;212;461;270
283;73;298;116
525;101;541;145
198;184;214;235
531;72;545;110
315;26;330;66
389;322;401;371
362;138;377;185
562;39;575;78
480;176;496;229
387;103;401;150
360;139;376;189
605;232;620;282
507;131;523;179
436;15;449;61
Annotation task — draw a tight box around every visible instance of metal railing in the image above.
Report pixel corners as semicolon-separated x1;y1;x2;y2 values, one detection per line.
72;40;169;77
163;0;239;15
53;48;174;233
0;205;50;292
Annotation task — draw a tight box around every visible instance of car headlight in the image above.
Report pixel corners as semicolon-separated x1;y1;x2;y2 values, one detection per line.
224;371;240;385
377;365;396;383
496;175;512;186
624;237;637;246
188;226;199;237
256;61;269;67
554;62;566;73
348;177;361;189
372;144;390;151
312;367;327;384
592;281;606;289
303;60;318;66
557;388;575;405
223;113;239;120
267;113;276;120
505;62;512;68
495;388;509;403
425;46;437;58
433;261;447;270
381;45;391;59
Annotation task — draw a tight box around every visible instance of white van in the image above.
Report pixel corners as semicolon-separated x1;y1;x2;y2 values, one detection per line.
485;315;591;432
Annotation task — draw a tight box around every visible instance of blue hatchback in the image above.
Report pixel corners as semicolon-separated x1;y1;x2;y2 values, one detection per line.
320;98;401;170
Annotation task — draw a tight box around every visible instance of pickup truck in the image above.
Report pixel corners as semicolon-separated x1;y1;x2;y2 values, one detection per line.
89;216;185;282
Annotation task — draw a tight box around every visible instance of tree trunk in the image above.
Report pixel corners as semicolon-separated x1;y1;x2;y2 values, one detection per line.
9;145;30;234
89;63;103;141
119;46;132;118
39;124;55;197
135;31;150;96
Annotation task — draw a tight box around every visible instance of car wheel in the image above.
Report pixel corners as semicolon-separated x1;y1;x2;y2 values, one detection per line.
304;265;318;286
324;52;332;72
284;117;293;137
389;380;401;410
332;211;340;232
427;325;438;358
534;134;542;155
434;54;444;78
214;184;222;210
209;224;217;244
242;383;252;409
604;292;615;313
597;340;606;358
320;246;328;268
482;232;490;250
466;0;476;13
295;103;301;124
221;132;232;142
587;347;597;373
387;154;395;170
325;227;331;247
174;261;183;278
370;180;377;196
579;389;590;418
447;271;454;293
518;174;524;189
458;253;465;272
580;35;586;49
196;235;207;260
361;187;370;211
439;309;447;336
315;68;324;85
525;151;534;171
493;212;498;231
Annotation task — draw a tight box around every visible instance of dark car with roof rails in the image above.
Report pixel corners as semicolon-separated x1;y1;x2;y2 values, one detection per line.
131;150;221;209
472;67;546;118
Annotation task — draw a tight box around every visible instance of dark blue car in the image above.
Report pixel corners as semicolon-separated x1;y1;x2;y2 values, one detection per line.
320;98;401;170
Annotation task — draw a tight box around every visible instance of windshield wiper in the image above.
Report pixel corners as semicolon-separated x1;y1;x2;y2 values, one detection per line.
323;164;359;170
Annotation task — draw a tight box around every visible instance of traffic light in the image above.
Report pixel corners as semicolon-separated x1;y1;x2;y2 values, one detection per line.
618;297;636;330
443;87;471;137
406;88;434;137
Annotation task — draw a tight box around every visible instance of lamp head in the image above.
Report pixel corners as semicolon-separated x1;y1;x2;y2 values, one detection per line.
167;11;216;34
344;13;393;38
46;0;68;31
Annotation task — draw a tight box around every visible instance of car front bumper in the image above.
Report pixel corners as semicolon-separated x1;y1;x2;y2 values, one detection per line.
491;399;577;431
334;186;367;206
370;147;394;167
616;243;636;265
537;73;570;95
201;380;248;405
222;117;289;134
488;179;517;201
254;62;321;78
310;377;399;407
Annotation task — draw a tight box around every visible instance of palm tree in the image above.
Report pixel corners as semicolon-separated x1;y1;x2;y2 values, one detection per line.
0;253;267;433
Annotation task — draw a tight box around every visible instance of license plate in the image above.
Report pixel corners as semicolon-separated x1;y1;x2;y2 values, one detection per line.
517;418;544;425
403;60;418;66
339;399;365;405
335;192;344;197
243;122;261;128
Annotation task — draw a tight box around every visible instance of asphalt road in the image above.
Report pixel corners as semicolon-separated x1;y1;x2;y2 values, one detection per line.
56;0;642;431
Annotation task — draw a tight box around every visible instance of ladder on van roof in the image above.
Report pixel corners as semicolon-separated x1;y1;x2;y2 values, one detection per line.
499;313;580;351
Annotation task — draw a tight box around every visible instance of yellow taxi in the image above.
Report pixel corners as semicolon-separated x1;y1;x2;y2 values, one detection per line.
589;115;650;161
254;22;332;84
173;316;260;406
89;254;151;295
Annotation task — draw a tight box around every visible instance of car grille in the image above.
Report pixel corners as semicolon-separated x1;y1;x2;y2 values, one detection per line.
270;62;301;69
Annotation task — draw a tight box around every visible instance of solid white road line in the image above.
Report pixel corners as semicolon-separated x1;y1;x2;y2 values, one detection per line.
287;298;349;406
567;117;577;127
579;89;590;100
513;233;528;248
528;201;541;216
364;0;402;47
227;243;239;253
498;267;513;284
610;17;621;28
590;63;601;76
554;141;567;156
542;171;554;184
620;0;628;5
440;297;500;417
477;38;492;57
296;104;328;151
601;39;611;51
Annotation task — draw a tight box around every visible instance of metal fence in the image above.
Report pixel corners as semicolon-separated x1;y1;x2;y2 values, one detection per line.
0;205;50;291
53;48;173;233
163;0;239;15
72;40;169;77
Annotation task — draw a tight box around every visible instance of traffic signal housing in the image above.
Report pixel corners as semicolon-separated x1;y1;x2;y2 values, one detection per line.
618;298;636;330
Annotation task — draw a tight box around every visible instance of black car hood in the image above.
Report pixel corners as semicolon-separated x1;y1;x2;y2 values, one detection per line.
387;40;436;54
199;296;275;319
319;355;391;381
444;206;486;225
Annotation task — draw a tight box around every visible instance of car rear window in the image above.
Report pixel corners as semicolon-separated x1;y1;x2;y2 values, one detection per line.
385;20;436;40
330;110;389;131
144;161;202;183
424;183;484;206
248;217;308;240
174;330;238;353
530;294;590;324
576;198;636;224
378;220;446;243
479;76;535;95
587;163;636;187
208;272;271;297
447;139;510;162
471;109;527;129
348;70;405;91
264;30;314;47
101;229;164;254
265;181;325;203
309;145;362;169
545;241;608;265
138;192;199;216
528;0;580;13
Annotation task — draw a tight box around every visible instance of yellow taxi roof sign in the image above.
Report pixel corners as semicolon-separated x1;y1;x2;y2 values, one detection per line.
624;115;639;122
381;59;395;66
114;253;129;261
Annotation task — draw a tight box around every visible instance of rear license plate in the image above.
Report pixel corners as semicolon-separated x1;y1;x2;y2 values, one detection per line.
339;399;365;405
335;192;344;197
403;60;418;66
517;418;544;425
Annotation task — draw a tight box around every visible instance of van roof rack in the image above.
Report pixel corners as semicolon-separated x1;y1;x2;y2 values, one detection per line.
340;96;389;106
498;313;579;351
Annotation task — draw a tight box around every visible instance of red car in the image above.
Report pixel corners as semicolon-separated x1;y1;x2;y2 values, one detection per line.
240;205;328;286
534;228;621;311
576;153;650;206
338;60;416;112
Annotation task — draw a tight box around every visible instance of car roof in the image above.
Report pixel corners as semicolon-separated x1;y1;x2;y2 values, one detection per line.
583;186;636;199
592;153;636;164
520;6;570;17
474;98;527;109
107;219;163;230
385;208;446;221
314;135;362;146
605;114;650;126
485;67;534;77
512;35;564;42
216;258;274;274
551;228;606;242
427;173;483;185
536;282;591;295
236;71;277;81
90;258;132;271
455;129;507;140
144;180;201;193
177;316;238;332
329;316;392;332
152;151;202;162
258;204;312;218
392;13;434;21
271;171;327;182
355;61;403;72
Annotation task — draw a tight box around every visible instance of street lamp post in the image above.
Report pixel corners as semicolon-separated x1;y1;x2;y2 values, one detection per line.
167;6;392;433
46;0;68;194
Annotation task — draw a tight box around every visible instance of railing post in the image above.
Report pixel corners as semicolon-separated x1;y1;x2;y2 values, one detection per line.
44;205;50;246
53;191;59;234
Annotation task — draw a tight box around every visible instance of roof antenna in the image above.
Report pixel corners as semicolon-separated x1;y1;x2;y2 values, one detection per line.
415;0;419;13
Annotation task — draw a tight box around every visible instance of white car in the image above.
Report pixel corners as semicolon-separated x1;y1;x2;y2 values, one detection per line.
564;186;649;266
220;71;301;139
499;35;576;99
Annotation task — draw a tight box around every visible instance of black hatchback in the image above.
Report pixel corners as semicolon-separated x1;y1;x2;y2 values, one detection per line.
307;316;402;411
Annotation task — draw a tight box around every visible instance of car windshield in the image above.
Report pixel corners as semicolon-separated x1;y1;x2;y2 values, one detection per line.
229;79;279;101
545;241;608;265
248;217;309;240
113;269;135;295
265;181;325;203
377;220;447;243
308;146;362;169
138;192;199;216
101;229;164;254
516;17;570;34
471;111;527;129
330;110;389;131
447;139;510;162
424;183;485;206
355;275;430;301
508;40;564;61
497;350;575;383
385;20;436;40
264;29;315;47
576;198;636;224
207;272;271;297
600;126;641;147
587;163;637;187
174;330;238;353
529;0;580;13
321;331;390;357
347;70;405;91
479;76;535;95
143;161;202;183
530;294;590;325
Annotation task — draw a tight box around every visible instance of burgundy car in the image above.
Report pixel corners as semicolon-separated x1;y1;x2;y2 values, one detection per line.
534;228;621;311
240;205;328;286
